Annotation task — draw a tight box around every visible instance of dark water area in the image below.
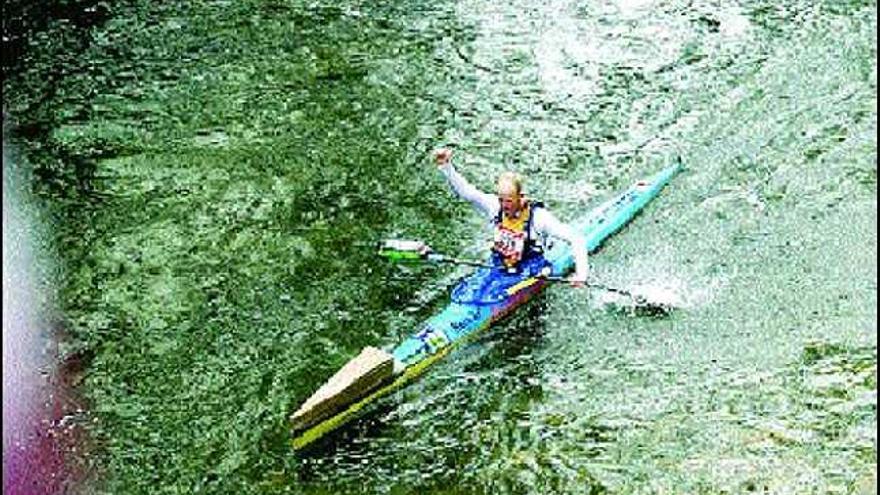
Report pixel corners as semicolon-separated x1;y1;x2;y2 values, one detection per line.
2;0;112;77
2;0;876;493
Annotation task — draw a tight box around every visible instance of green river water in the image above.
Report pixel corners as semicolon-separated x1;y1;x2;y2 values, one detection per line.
3;0;876;493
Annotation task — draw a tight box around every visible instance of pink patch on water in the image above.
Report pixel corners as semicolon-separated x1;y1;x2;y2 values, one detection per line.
2;336;89;495
4;139;91;494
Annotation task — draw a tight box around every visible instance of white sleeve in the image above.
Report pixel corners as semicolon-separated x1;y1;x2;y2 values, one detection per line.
532;208;589;281
438;163;499;219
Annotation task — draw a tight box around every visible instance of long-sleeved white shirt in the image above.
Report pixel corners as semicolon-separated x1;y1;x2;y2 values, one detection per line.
439;163;589;281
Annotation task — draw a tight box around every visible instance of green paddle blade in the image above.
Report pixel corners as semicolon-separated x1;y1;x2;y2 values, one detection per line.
377;240;430;261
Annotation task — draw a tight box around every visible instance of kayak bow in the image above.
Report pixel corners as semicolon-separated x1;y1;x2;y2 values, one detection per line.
291;161;683;449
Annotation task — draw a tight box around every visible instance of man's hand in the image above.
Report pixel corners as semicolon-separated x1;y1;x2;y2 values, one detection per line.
433;148;452;167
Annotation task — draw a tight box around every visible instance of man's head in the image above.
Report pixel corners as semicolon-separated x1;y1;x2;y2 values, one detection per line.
496;171;524;218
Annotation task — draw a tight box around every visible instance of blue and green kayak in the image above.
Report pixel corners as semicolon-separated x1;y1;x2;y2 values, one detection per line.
291;161;682;450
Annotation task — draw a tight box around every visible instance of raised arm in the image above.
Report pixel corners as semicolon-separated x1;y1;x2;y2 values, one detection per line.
433;148;499;219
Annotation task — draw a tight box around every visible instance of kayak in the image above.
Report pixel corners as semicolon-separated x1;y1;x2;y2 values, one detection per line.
291;161;682;449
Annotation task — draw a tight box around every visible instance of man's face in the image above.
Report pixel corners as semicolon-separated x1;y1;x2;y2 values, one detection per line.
497;180;522;218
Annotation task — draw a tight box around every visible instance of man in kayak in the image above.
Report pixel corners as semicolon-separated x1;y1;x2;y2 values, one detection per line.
433;148;589;287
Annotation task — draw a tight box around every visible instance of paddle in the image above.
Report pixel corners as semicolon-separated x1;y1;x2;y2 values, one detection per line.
377;239;674;310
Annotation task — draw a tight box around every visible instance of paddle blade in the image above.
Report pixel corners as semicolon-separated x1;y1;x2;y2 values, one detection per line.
377;240;430;261
594;284;682;316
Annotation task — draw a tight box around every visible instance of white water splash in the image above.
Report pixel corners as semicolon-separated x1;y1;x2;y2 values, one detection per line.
595;243;726;312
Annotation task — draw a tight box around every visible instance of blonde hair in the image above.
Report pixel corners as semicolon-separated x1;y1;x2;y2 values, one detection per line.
497;171;524;194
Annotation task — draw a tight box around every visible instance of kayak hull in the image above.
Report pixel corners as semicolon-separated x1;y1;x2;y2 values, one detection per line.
292;161;682;450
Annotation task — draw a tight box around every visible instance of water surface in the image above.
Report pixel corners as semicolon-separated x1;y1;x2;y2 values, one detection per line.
2;0;875;493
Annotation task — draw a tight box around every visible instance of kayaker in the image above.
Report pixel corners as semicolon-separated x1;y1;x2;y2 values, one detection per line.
433;148;589;287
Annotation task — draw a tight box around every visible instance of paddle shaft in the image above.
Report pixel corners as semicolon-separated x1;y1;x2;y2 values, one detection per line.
424;253;645;301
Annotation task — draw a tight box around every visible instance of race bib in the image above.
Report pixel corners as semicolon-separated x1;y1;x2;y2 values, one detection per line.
494;226;526;265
